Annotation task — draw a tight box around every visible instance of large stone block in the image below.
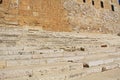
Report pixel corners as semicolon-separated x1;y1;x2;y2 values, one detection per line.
0;69;32;79
7;59;40;67
102;63;119;71
0;61;6;69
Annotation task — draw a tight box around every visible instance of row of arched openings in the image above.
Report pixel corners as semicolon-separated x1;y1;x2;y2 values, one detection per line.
83;0;120;11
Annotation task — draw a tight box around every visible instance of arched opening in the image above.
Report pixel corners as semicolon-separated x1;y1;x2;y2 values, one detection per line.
83;0;86;3
0;0;2;4
118;0;120;5
111;5;115;11
100;1;104;8
92;0;94;5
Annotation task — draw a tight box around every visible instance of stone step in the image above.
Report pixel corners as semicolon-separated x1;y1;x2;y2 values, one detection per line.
0;61;6;69
0;68;33;80
2;52;118;68
3;66;102;80
0;50;118;60
102;63;119;71
0;62;83;80
0;55;33;60
0;47;23;51
6;55;84;67
4;62;120;80
115;60;120;67
0;27;23;35
83;55;120;67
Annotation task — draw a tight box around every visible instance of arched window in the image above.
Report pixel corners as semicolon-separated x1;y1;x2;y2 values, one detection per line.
83;0;86;3
111;5;115;11
100;1;104;8
92;0;94;5
0;0;2;4
118;0;120;5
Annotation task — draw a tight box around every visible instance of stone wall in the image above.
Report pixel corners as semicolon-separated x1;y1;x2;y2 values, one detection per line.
0;0;120;33
64;0;120;33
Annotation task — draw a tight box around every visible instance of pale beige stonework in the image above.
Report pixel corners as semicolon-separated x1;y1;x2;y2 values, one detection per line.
0;25;119;80
0;0;120;33
0;0;120;80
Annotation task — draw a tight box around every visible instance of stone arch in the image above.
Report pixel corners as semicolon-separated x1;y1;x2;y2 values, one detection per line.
83;0;86;3
100;1;104;8
118;0;120;5
0;0;2;4
92;0;94;5
111;4;115;11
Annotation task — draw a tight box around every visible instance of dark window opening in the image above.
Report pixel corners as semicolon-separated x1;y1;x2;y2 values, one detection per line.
118;0;120;5
0;0;2;4
111;5;115;11
92;0;94;5
83;0;86;3
100;1;104;8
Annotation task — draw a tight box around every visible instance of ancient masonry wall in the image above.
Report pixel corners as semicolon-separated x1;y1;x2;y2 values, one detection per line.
0;0;120;33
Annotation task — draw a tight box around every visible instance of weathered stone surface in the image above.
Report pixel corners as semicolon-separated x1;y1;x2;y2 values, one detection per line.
102;63;119;71
0;0;120;33
0;25;120;80
0;61;6;69
0;69;32;79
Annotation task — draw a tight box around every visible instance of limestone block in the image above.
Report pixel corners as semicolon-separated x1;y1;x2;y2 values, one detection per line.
102;63;119;71
7;59;40;67
42;53;63;58
48;64;70;73
38;74;66;80
32;54;43;59
46;58;62;64
19;10;31;16
0;51;8;55
4;76;38;80
69;63;83;71
67;69;84;80
103;59;114;64
4;20;18;25
85;66;102;75
0;61;6;69
0;69;32;79
63;52;76;57
115;61;120;68
4;76;29;80
0;55;32;60
0;47;23;51
32;63;69;75
84;60;104;67
62;56;84;62
84;56;116;67
33;12;39;17
10;0;19;8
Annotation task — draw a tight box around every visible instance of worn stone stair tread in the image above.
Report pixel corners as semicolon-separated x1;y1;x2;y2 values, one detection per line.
0;55;33;60
3;66;102;80
101;63;119;71
5;55;84;67
115;60;120;67
82;55;120;67
0;62;83;79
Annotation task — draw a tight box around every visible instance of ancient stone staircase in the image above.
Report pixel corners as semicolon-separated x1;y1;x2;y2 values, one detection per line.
0;25;120;80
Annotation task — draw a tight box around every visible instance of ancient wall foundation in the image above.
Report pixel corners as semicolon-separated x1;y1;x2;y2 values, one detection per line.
0;0;120;33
